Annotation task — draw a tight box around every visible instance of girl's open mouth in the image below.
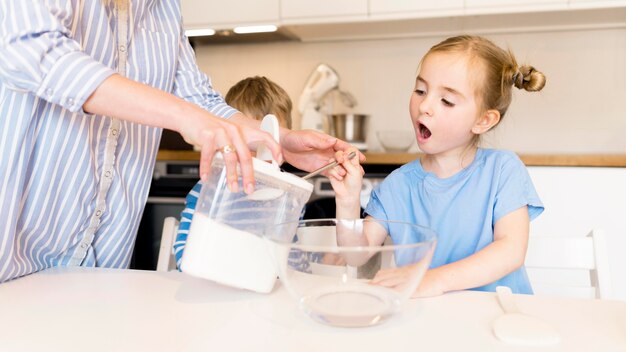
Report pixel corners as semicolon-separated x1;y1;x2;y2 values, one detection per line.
418;123;432;139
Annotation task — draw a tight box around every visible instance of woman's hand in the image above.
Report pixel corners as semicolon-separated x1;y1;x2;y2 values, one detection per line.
179;111;281;194
280;129;365;174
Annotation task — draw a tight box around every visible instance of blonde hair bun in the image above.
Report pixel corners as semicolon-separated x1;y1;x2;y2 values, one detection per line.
513;65;546;92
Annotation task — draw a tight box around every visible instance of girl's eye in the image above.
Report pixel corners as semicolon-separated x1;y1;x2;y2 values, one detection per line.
441;98;455;107
414;89;425;96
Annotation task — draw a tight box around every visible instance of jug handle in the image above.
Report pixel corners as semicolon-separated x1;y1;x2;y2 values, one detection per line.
256;114;280;169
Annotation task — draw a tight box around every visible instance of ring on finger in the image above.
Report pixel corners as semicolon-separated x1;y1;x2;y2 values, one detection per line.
220;145;236;154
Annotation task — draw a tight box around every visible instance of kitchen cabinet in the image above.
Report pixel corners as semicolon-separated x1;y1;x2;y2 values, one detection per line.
464;0;569;15
181;0;279;29
369;0;464;19
180;0;626;37
280;0;368;23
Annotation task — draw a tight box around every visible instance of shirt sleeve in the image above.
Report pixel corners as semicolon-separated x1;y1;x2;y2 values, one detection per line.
364;181;391;222
493;153;544;223
171;21;238;119
174;181;203;270
0;1;116;113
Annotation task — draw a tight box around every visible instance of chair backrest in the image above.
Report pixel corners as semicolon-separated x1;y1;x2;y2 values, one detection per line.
156;217;179;272
525;229;611;299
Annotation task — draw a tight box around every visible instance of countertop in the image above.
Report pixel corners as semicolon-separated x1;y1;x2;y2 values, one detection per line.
157;150;626;167
1;267;625;351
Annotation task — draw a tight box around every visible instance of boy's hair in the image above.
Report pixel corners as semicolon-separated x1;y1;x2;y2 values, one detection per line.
423;35;546;122
225;76;293;129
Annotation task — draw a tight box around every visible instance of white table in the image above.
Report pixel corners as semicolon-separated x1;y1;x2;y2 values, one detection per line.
0;267;624;351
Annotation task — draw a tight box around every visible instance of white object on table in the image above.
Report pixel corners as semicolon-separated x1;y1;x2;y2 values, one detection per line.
493;286;561;346
1;267;624;352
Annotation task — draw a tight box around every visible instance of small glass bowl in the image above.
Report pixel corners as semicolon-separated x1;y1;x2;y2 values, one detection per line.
265;218;437;327
377;130;415;152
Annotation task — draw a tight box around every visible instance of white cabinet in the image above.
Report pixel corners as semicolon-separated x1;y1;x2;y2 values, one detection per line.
280;0;368;23
465;0;569;14
369;0;464;19
181;0;279;29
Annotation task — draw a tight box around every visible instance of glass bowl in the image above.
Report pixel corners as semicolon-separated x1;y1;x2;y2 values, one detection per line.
265;218;437;327
377;130;415;152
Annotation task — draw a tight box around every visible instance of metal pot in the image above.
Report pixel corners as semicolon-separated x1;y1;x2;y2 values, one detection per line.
329;113;369;143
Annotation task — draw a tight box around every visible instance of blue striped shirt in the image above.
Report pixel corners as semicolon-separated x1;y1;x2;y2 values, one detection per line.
0;0;236;283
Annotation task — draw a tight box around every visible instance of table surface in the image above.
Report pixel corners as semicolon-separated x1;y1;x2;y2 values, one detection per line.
1;267;625;352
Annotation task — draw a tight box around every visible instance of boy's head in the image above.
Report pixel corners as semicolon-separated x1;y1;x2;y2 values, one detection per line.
225;76;293;129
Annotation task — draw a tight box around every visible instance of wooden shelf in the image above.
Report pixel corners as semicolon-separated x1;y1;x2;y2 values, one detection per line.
157;150;626;167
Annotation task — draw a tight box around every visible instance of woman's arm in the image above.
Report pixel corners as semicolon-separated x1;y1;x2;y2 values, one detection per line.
83;74;280;192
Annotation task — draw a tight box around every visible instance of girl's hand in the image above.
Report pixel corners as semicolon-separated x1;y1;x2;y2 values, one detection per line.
327;148;363;217
371;267;445;298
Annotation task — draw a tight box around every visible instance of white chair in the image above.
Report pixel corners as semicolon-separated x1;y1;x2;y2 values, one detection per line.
156;217;179;272
525;229;611;299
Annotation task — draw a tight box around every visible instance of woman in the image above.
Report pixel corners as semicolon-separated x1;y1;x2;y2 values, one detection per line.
0;0;357;282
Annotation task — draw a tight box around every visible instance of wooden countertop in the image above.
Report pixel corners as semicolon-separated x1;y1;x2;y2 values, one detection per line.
157;150;626;167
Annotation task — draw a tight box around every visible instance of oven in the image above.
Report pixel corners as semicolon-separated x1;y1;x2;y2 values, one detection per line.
131;160;398;270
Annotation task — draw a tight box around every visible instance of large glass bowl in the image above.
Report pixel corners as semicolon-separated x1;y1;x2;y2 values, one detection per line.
265;218;437;328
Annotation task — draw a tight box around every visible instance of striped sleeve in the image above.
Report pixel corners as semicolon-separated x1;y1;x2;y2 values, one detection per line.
173;181;203;270
0;1;115;112
171;22;238;119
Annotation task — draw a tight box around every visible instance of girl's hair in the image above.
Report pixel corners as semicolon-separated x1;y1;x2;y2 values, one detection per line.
424;35;546;121
225;76;293;129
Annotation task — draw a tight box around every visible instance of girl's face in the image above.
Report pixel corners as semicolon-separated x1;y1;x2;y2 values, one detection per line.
409;52;484;157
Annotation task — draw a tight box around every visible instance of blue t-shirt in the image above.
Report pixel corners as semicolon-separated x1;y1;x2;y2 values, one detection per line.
365;148;544;294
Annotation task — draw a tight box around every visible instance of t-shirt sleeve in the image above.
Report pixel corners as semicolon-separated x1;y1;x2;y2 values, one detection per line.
493;154;544;223
364;180;391;221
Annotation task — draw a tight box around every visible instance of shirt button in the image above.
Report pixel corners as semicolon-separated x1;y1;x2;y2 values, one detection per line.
95;210;102;217
111;129;118;136
105;170;112;178
119;45;126;53
80;243;87;249
45;88;53;96
66;98;74;106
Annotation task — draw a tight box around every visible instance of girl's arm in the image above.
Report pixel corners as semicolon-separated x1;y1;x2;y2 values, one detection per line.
412;206;529;297
329;151;387;266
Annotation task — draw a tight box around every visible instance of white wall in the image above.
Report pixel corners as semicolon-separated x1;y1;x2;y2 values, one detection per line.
192;27;626;300
194;27;626;154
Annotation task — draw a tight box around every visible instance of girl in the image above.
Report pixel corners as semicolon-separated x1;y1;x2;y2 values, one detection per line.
330;35;546;297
